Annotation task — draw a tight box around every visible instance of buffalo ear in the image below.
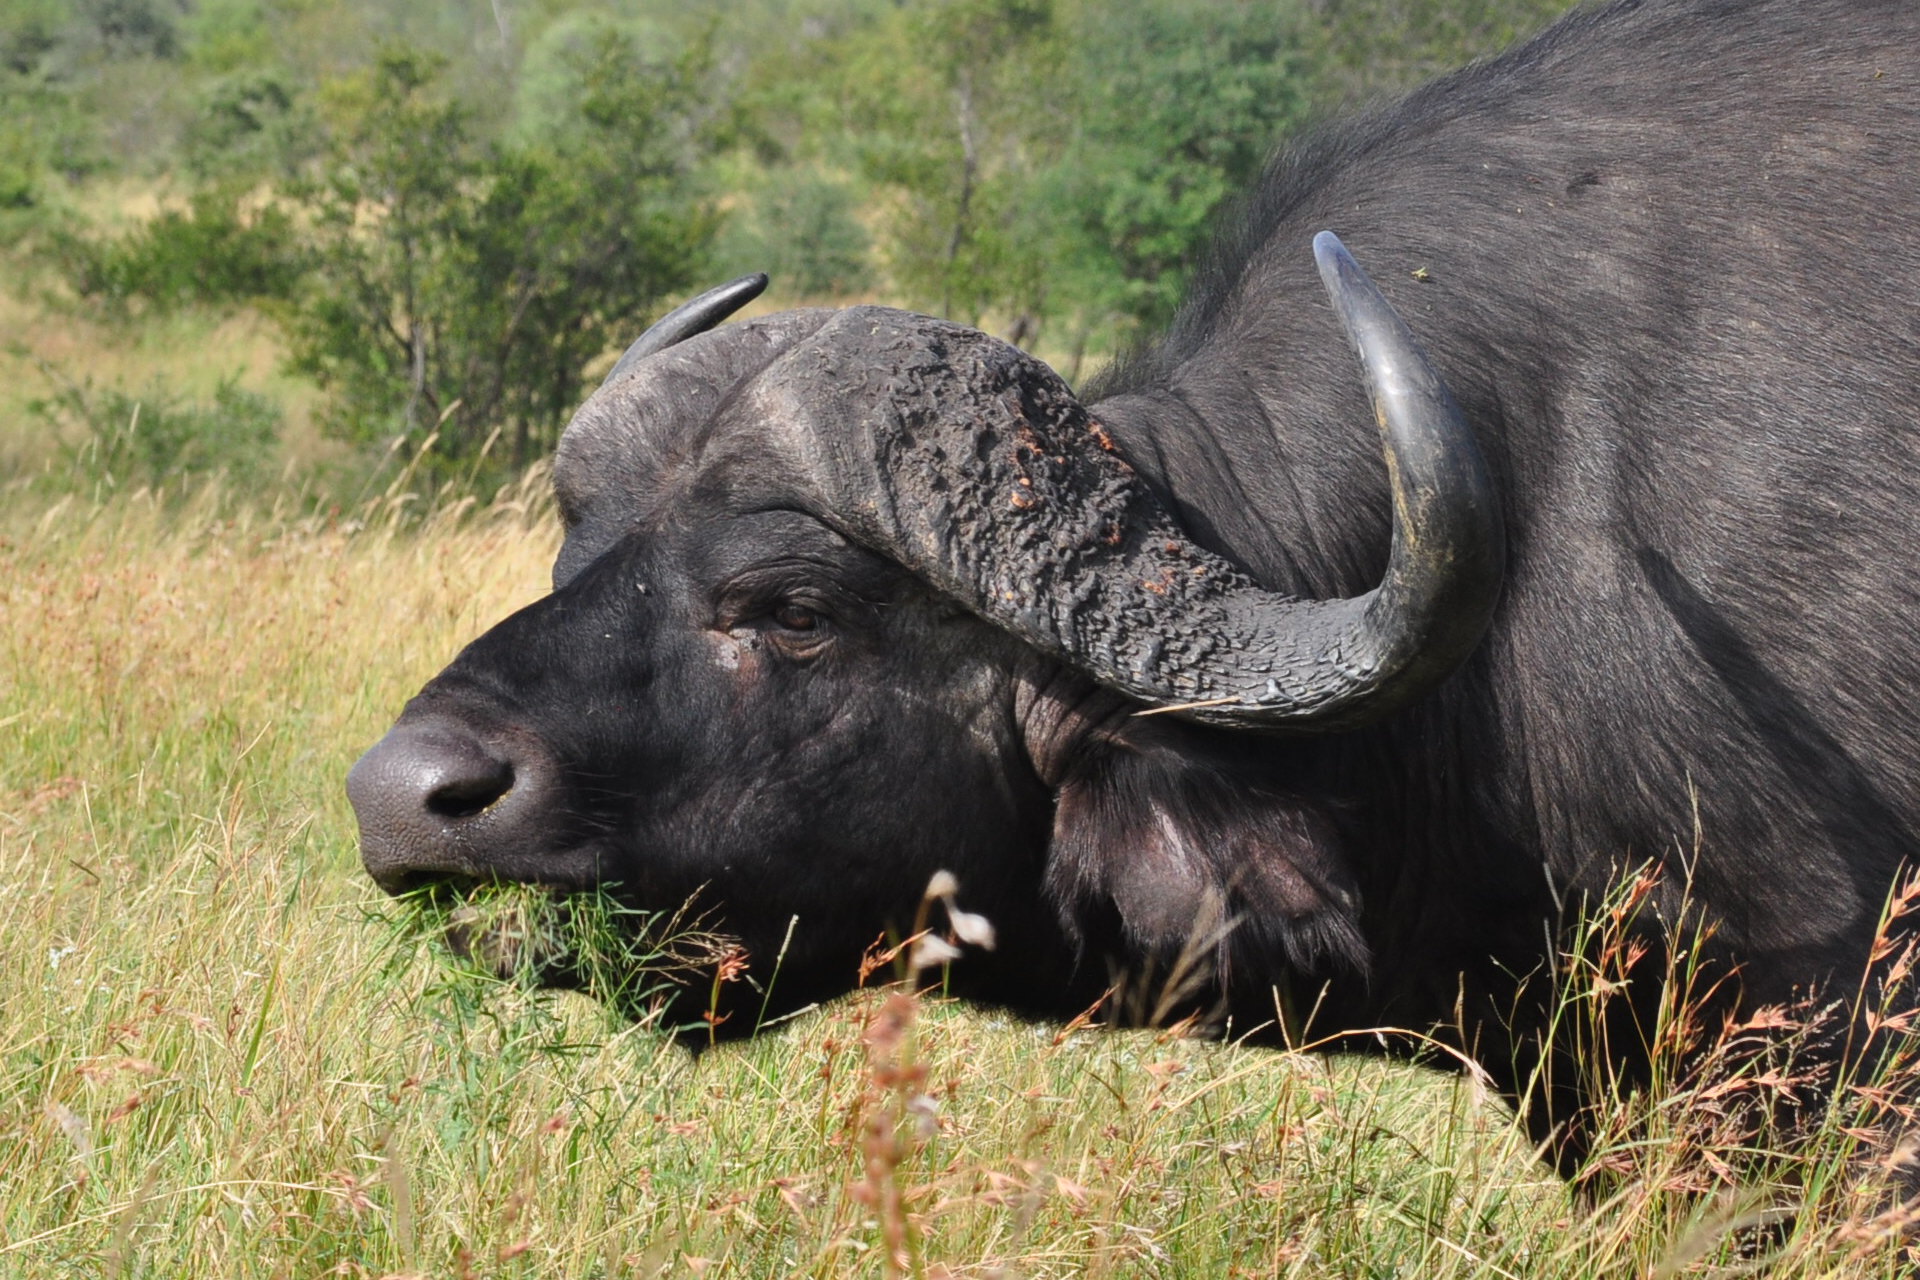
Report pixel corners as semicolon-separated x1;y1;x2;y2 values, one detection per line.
1043;723;1369;981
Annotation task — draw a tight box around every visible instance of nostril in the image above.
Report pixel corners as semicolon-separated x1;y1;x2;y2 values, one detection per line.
349;719;554;893
426;757;515;819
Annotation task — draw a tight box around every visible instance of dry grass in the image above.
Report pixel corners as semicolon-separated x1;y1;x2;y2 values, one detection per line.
2;480;1918;1277
0;282;326;484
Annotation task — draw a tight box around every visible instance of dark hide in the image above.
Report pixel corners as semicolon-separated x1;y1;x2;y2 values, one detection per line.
350;0;1920;1172
1084;0;1920;1010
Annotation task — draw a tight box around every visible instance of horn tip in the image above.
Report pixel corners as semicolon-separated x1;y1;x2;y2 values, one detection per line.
1312;231;1364;297
730;271;771;299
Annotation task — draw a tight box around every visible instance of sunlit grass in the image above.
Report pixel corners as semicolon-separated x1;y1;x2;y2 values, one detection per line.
0;281;327;485
2;481;1916;1276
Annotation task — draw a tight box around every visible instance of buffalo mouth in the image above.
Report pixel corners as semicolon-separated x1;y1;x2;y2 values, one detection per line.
384;875;580;985
442;881;575;983
384;875;741;1027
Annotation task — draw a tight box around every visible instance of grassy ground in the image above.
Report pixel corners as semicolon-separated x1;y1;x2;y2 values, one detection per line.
4;482;1918;1279
0;288;326;489
2;251;1919;1280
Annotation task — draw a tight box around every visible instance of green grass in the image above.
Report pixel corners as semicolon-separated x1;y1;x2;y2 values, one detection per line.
0;257;332;490
2;482;1917;1277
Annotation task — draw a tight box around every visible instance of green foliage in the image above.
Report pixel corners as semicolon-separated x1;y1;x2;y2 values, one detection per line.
0;3;105;195
53;186;309;311
278;49;476;447
716;170;873;298
821;0;1060;326
1039;0;1317;333
183;69;317;179
29;369;282;488
0;125;41;215
757;0;1321;351
79;0;192;61
180;0;276;75
721;0;1568;355
1318;0;1575;95
286;39;718;473
508;9;687;145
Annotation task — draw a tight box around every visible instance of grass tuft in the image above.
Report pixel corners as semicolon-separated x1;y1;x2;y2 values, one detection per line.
3;479;1918;1276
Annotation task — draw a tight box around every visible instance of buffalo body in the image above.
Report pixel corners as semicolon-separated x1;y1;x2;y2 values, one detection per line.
349;0;1920;1168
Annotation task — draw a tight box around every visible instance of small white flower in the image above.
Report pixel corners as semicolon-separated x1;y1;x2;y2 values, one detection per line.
910;934;963;971
923;870;960;900
946;908;997;950
44;1101;91;1159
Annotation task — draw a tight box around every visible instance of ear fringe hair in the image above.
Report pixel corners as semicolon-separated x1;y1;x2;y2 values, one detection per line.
1044;733;1371;999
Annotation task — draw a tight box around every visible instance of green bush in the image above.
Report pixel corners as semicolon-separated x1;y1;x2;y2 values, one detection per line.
1038;0;1318;334
285;40;719;474
183;69;317;180
80;0;190;60
31;371;283;489
0;60;104;190
0;154;34;210
52;186;308;312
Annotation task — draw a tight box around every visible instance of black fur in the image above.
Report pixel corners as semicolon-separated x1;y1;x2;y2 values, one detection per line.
351;0;1920;1171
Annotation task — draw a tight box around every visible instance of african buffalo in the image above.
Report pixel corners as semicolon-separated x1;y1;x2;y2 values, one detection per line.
348;0;1920;1170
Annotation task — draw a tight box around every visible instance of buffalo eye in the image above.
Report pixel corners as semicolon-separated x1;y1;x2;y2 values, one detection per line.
770;602;821;632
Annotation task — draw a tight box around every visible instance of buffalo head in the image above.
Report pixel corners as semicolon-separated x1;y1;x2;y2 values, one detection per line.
347;235;1502;1036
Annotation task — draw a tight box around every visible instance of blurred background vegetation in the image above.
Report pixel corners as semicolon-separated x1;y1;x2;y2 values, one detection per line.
0;0;1576;496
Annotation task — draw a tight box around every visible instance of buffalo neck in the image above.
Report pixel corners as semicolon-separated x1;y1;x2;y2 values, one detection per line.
1086;374;1552;1034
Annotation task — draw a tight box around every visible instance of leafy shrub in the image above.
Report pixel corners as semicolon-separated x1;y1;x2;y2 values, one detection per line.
0;152;34;211
183;69;318;180
0;37;104;190
286;40;719;474
180;0;276;76
31;371;283;488
1038;0;1318;333
508;10;684;145
79;0;189;61
52;186;308;312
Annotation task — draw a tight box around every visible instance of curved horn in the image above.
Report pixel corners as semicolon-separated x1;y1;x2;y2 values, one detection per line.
602;273;769;387
1264;229;1506;726
766;234;1500;731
